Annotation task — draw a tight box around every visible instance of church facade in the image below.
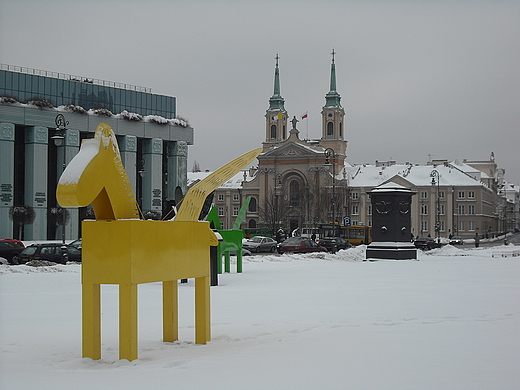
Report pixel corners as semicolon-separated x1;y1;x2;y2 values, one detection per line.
237;53;349;235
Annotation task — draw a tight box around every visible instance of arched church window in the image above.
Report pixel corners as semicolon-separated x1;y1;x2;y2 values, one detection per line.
282;125;286;139
271;124;277;139
339;122;343;137
248;197;257;212
248;219;257;228
290;180;300;206
327;122;334;137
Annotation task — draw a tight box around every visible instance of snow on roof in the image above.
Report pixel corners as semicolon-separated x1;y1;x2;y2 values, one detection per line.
349;163;485;188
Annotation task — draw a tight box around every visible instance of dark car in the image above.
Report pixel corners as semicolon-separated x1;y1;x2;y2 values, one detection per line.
318;237;352;253
0;239;25;263
449;236;464;245
243;236;278;253
414;237;438;250
69;238;82;249
13;243;81;264
277;237;327;254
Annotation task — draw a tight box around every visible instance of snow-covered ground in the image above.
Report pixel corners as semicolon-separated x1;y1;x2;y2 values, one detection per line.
1;244;519;389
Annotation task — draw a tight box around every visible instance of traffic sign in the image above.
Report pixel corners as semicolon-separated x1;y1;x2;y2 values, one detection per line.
343;216;351;227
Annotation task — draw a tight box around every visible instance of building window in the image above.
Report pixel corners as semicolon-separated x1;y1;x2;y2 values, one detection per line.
439;204;445;215
290;180;300;206
468;221;475;231
468;204;475;215
421;204;428;215
248;219;257;228
233;206;239;216
421;220;428;233
368;205;372;215
420;191;428;199
218;194;224;202
218;206;224;217
339;122;343;137
233;193;239;201
270;124;276;139
327;122;333;137
458;191;465;199
440;221;446;232
351;192;359;200
352;204;359;215
439;191;445;199
468;191;475;199
457;205;465;215
248;197;257;212
459;221;465;231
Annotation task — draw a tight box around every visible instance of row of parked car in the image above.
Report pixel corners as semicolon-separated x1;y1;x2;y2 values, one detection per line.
0;239;82;265
242;235;353;255
413;235;464;250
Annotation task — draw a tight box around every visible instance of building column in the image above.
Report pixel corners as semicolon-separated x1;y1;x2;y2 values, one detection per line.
166;141;187;204
24;126;48;240
118;135;138;196
142;138;163;217
56;129;81;241
0;123;15;239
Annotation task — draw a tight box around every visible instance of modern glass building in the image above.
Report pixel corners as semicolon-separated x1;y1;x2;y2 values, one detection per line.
0;64;192;242
1;64;175;118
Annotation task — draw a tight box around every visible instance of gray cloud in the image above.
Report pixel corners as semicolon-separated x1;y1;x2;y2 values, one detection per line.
1;0;519;183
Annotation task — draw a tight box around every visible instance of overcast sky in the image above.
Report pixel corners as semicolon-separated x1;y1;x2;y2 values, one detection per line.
1;0;519;184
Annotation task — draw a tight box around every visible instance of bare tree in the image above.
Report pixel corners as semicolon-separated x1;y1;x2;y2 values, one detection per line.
192;160;201;172
258;187;291;236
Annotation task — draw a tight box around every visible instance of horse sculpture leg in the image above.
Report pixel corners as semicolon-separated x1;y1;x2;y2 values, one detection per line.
82;283;101;360
119;283;138;361
162;280;178;343
195;276;211;344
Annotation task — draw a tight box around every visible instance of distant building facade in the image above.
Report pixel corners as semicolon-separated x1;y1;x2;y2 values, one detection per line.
1;64;192;240
187;56;518;239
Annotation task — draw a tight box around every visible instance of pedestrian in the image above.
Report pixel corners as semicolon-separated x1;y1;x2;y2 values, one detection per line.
311;232;316;242
474;233;480;248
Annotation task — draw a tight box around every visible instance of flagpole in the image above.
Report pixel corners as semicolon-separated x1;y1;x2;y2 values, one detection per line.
305;112;309;140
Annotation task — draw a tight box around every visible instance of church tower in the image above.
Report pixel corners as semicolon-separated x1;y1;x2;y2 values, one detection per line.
265;54;288;144
321;50;346;156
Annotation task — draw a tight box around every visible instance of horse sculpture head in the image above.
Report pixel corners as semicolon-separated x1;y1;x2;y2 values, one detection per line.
57;123;139;220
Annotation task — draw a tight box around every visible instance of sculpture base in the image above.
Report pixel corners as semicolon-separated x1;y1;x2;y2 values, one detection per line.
366;242;417;260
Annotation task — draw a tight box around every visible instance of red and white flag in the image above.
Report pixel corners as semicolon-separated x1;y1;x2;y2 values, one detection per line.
301;111;308;119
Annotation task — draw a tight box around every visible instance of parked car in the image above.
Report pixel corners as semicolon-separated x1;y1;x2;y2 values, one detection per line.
0;239;25;263
318;237;352;253
277;237;327;254
227;248;252;256
12;243;81;264
243;236;278;253
414;237;438;250
69;238;82;249
449;236;464;245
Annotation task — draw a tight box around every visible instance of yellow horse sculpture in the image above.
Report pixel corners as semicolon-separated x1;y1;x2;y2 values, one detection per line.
57;123;261;361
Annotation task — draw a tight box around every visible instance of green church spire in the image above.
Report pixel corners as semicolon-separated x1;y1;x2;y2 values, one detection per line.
269;54;285;110
324;49;342;108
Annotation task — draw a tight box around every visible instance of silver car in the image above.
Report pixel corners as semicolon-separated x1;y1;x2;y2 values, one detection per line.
243;236;278;253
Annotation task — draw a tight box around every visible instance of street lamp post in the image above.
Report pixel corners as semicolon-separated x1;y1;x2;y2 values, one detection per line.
51;114;67;244
324;148;336;237
430;169;440;243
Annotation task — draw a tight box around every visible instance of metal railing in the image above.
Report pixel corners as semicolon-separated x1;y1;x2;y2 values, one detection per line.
1;63;152;93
